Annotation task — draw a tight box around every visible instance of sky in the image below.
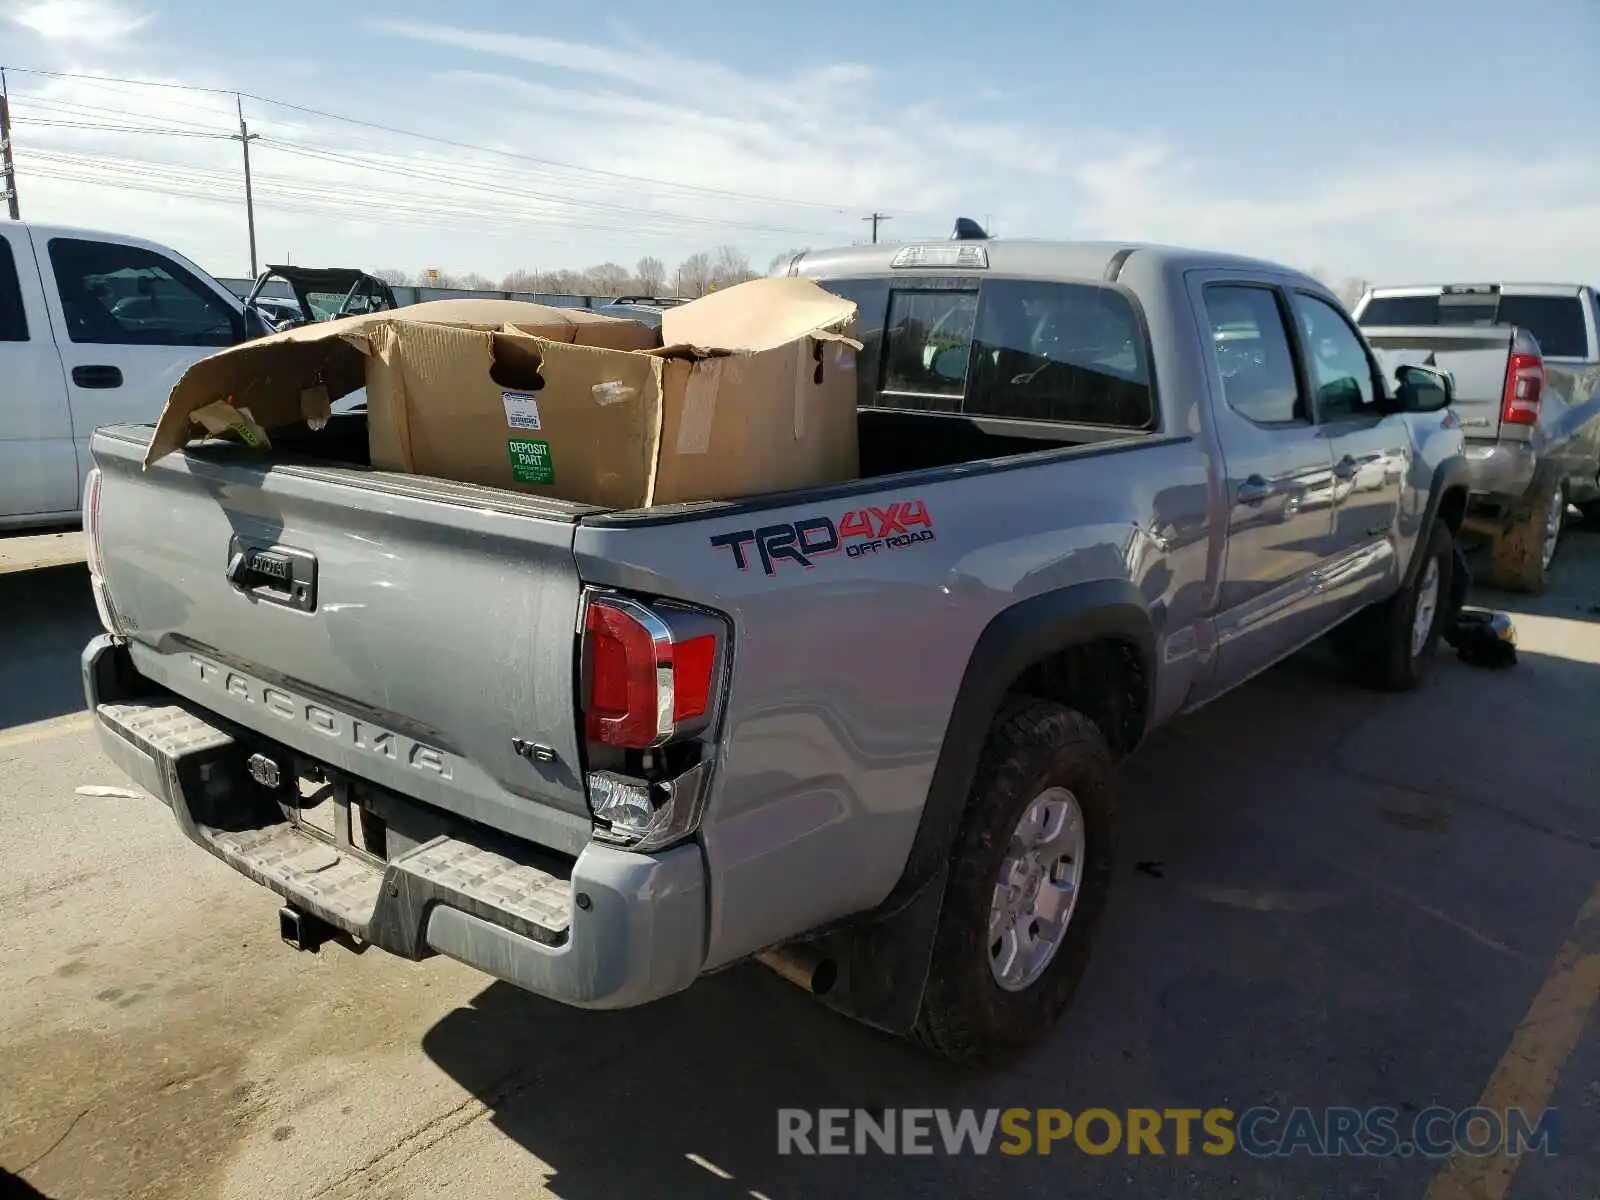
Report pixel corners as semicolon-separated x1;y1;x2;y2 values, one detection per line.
2;0;1598;287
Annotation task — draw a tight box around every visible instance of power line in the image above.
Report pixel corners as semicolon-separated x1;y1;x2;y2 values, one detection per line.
862;212;891;243
0;64;863;213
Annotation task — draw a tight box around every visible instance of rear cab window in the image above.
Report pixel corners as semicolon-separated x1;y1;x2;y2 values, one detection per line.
815;276;1155;429
1358;289;1591;360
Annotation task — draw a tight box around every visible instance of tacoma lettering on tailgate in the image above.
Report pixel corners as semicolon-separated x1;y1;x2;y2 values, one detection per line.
709;498;935;576
187;654;452;777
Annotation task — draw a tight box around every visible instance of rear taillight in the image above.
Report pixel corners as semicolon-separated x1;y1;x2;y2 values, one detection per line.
1502;351;1544;426
580;591;726;852
82;469;124;635
582;596;720;749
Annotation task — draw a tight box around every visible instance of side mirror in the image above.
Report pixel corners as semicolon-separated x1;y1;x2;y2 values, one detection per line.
1393;363;1454;413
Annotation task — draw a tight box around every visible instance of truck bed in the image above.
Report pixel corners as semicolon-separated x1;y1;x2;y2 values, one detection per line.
86;408;1144;854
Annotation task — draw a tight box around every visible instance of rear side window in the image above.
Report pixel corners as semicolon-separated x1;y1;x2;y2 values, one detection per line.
0;235;27;342
48;237;239;347
1203;285;1304;425
818;277;1153;428
1357;291;1589;358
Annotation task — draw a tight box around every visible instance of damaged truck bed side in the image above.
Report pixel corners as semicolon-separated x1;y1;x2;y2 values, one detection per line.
82;237;1470;1064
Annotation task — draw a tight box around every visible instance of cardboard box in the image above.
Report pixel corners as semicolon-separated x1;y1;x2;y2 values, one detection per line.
147;279;862;509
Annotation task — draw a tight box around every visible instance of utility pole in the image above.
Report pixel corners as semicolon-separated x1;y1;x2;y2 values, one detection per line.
233;96;260;277
0;71;19;220
862;212;891;244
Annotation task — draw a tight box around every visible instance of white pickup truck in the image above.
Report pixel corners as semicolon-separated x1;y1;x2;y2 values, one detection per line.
0;220;261;530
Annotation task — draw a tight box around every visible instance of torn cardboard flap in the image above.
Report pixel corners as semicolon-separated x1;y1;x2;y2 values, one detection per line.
659;276;860;353
143;298;658;467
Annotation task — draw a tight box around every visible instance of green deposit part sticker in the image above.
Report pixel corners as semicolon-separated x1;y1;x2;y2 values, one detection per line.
507;438;554;484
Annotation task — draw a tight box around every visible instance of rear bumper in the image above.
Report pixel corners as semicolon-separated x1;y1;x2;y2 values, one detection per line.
1460;441;1538;534
83;635;708;1010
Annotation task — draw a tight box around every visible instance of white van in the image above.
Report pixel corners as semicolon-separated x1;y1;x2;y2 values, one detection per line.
0;220;255;530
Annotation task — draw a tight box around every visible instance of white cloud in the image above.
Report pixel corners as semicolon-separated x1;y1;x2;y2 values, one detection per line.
7;0;150;43
6;13;1598;286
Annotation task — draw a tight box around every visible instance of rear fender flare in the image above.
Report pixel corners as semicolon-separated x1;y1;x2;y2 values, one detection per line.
804;580;1156;1034
886;579;1156;913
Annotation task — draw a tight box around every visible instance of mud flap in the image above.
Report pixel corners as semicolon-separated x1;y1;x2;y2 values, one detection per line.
804;865;949;1035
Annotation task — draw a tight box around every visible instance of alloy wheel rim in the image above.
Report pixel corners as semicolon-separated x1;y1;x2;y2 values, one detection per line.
1542;490;1563;571
1411;557;1440;659
987;787;1086;992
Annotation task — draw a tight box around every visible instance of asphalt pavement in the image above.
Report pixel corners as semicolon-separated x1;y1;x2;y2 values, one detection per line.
1;527;1597;1200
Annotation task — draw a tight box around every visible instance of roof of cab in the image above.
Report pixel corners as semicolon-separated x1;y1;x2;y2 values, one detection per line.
790;238;1306;283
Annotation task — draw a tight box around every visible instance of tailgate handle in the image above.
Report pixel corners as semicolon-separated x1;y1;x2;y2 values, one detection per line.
226;539;318;612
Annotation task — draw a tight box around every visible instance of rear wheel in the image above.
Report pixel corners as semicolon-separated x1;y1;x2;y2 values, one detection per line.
913;699;1116;1067
1486;479;1564;594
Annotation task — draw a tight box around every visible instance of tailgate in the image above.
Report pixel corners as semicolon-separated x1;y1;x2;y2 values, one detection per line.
1365;326;1515;442
90;427;596;857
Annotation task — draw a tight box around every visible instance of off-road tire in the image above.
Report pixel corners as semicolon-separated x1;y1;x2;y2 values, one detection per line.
1486;478;1562;594
1333;517;1455;693
912;699;1116;1067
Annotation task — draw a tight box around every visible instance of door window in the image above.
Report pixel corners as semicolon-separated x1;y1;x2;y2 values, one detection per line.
0;235;27;342
48;237;239;347
1202;285;1304;425
1290;292;1378;420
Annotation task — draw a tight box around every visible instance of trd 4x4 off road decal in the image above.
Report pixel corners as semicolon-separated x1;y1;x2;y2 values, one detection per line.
709;499;936;576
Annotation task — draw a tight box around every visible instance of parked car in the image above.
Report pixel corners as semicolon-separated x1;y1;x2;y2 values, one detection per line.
587;295;685;328
0;220;268;530
1352;283;1600;592
242;265;400;332
81;228;1468;1065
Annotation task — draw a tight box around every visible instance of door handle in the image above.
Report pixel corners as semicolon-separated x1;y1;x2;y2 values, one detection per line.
72;364;123;389
1333;455;1359;480
1237;475;1274;504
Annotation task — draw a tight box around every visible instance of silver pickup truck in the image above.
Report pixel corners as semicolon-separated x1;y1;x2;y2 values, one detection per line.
81;234;1469;1064
1353;282;1600;592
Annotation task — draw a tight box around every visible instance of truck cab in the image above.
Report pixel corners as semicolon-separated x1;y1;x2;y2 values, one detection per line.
0;220;249;530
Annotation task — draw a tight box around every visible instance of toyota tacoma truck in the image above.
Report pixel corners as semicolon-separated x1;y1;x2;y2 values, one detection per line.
80;231;1469;1064
1353;282;1600;593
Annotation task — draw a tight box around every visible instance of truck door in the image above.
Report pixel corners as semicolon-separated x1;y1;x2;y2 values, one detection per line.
1287;290;1407;620
0;226;76;522
1190;277;1336;695
36;232;244;486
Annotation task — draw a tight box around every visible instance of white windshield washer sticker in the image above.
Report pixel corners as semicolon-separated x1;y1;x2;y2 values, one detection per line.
501;391;542;431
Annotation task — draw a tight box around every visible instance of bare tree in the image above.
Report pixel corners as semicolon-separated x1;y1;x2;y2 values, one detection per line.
711;245;755;290
502;269;542;292
676;252;716;298
635;255;667;295
1334;277;1370;310
456;272;497;291
371;267;411;286
541;269;589;296
583;262;633;297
